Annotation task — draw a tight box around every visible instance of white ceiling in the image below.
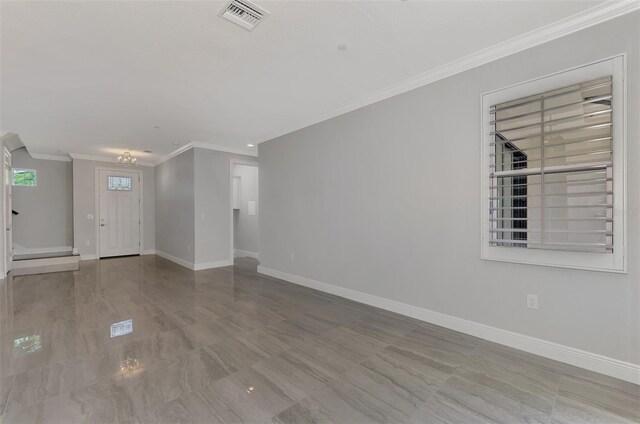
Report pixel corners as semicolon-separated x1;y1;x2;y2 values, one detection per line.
1;0;606;162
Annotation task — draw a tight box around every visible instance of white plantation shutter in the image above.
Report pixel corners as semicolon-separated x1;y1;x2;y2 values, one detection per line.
489;76;614;253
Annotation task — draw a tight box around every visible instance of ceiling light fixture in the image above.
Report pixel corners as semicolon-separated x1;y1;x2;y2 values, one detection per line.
247;144;255;147
117;151;138;167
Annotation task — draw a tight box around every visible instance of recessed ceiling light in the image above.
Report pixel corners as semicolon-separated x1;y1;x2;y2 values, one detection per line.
247;144;255;147
337;43;348;51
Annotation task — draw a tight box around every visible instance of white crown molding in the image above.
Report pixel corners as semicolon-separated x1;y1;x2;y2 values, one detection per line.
254;0;640;145
154;141;257;166
29;152;72;162
258;265;640;385
153;143;195;166
69;152;154;167
191;141;257;158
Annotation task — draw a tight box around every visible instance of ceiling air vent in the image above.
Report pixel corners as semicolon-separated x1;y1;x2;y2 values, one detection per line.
219;0;269;31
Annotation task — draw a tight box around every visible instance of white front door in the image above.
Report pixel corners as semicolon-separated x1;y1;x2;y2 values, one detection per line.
98;169;140;258
4;148;12;272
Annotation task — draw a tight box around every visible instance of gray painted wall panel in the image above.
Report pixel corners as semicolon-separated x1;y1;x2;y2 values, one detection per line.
12;148;73;251
155;149;195;263
258;13;640;364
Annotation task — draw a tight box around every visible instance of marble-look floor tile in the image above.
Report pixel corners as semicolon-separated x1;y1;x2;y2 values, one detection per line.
206;367;298;423
550;372;640;424
262;318;329;348
0;376;14;415
288;338;357;378
119;346;237;417
358;349;447;401
140;398;197;424
203;336;277;373
2;362;64;414
410;343;563;424
1;256;638;423
274;374;413;424
313;327;388;364
1;380;141;424
393;324;479;372
252;347;342;403
233;327;294;359
170;387;242;424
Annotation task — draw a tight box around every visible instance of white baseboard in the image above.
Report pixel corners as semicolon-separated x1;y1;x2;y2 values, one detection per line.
13;245;73;256
194;259;233;271
79;254;97;261
234;249;259;259
257;265;640;385
142;249;156;255
155;251;232;271
155;250;195;270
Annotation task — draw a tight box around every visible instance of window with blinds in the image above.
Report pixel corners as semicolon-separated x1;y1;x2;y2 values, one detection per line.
481;56;625;272
489;76;614;253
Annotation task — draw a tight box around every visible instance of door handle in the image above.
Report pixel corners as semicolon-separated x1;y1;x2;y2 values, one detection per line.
100;224;107;227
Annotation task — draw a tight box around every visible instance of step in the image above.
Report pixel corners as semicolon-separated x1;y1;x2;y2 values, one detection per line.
13;250;74;261
11;255;80;276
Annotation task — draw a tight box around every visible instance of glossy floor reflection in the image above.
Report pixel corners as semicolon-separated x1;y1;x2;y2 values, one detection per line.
0;256;638;423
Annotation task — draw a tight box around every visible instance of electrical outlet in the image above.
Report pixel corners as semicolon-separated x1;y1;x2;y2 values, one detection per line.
526;294;538;310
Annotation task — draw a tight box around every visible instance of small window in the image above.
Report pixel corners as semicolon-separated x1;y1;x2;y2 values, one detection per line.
12;169;37;187
108;176;132;191
482;56;625;272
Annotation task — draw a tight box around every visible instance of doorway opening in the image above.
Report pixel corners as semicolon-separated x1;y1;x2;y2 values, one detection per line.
230;160;258;265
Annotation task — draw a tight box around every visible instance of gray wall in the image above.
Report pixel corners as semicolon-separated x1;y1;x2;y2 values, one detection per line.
194;148;256;265
258;13;640;365
233;164;258;255
73;158;155;258
12;148;73;251
155;149;195;263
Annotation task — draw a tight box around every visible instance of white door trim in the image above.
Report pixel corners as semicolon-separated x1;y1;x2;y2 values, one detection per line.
3;147;12;276
94;166;143;259
229;158;258;263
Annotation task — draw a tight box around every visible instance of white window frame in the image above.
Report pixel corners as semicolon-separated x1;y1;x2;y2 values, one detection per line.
12;168;37;187
481;55;626;273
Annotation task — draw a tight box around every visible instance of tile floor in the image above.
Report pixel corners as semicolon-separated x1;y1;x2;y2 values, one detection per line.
0;255;637;423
